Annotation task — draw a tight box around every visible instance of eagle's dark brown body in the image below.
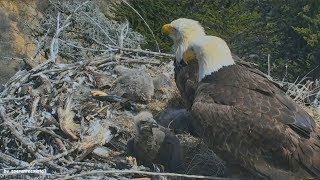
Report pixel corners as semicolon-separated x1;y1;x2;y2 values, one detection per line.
174;60;199;108
191;64;320;178
174;54;260;108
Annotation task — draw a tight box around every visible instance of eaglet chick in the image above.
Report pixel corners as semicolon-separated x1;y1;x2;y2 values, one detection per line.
127;111;183;172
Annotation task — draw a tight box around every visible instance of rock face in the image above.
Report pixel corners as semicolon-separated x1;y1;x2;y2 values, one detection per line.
0;0;126;84
0;0;42;84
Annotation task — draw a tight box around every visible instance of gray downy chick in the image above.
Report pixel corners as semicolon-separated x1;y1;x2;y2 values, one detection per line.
113;66;154;103
127;111;183;172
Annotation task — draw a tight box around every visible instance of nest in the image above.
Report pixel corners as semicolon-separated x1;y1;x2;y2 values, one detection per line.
0;48;183;179
4;52;319;179
0;48;227;179
0;1;218;178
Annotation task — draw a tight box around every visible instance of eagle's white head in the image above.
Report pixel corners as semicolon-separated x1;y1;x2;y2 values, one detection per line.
161;18;205;62
183;36;235;81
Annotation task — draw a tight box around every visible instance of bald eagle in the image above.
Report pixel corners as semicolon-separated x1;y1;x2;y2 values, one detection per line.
161;18;260;108
161;18;202;108
183;35;320;178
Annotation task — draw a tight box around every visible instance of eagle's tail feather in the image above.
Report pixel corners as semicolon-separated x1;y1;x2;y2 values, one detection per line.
296;127;320;178
256;128;320;179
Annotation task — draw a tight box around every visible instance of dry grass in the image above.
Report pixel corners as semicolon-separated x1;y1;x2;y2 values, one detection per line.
304;106;320;125
282;78;320;125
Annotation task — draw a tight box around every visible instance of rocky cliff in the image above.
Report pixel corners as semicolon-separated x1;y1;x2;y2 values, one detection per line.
0;0;44;83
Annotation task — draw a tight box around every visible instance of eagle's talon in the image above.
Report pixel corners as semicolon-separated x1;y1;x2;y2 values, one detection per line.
126;156;137;166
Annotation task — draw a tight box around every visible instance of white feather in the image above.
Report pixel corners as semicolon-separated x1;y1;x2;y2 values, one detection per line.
190;36;235;81
170;18;205;62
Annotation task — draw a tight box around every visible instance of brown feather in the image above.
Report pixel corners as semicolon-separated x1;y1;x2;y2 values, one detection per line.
174;54;258;109
174;59;198;108
191;64;320;178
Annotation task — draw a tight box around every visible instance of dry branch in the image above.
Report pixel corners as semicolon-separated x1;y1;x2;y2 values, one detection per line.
25;127;71;143
0;152;30;167
59;169;229;180
30;143;79;166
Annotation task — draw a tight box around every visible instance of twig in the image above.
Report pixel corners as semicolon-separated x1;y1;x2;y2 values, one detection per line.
30;143;79;165
0;96;29;103
118;20;129;48
91;37;174;58
31;65;78;77
120;57;160;65
49;1;90;62
25;127;71;144
3;70;30;92
89;58;113;66
30;89;40;119
0;106;37;154
60;38;174;59
81;11;117;46
0;106;66;171
59;39;111;52
110;46;174;58
96;56;161;68
121;0;160;52
49;12;62;62
59;170;230;180
267;54;271;77
281;63;288;83
75;146;96;162
66;162;110;170
97;61;117;68
31;27;51;60
55;138;67;152
0;151;30;167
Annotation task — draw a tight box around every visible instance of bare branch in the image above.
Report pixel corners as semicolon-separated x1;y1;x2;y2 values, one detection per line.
0;151;30;167
81;12;117;46
59;169;228;180
30;143;79;165
121;0;160;52
32;27;51;60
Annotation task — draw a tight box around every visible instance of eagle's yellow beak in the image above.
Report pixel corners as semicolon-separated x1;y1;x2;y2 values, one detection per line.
161;24;173;34
182;49;196;64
